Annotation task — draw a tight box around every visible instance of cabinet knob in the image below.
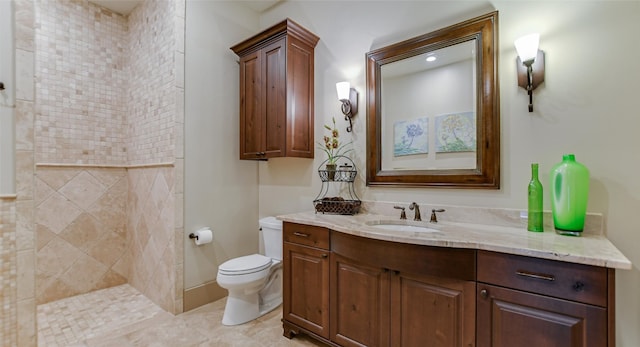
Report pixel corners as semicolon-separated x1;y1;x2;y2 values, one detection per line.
480;289;489;298
321;253;328;258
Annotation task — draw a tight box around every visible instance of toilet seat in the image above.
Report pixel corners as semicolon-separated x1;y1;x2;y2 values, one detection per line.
219;254;272;276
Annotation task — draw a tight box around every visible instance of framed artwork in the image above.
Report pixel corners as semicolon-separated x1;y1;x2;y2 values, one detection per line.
435;112;476;153
394;117;428;157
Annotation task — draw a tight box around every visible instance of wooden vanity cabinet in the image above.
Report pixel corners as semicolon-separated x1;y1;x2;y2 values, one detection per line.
330;231;476;347
476;250;614;347
282;223;331;340
282;223;617;347
231;19;319;160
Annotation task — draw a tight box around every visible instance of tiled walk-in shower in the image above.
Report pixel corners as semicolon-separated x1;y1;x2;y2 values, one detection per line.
37;284;324;347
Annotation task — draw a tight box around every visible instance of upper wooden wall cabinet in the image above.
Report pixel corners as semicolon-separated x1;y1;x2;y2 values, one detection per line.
231;19;319;160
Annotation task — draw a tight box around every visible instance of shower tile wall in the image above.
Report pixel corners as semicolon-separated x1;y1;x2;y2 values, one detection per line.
11;0;38;345
125;0;183;314
127;166;176;312
1;198;18;347
35;167;128;304
33;0;130;307
3;0;185;344
31;0;185;316
34;0;127;165
127;0;176;165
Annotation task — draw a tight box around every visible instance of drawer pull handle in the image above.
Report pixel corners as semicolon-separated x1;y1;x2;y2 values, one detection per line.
516;270;556;282
573;281;585;292
293;232;310;238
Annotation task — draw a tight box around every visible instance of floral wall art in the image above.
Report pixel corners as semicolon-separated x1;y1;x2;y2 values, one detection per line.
435;112;476;153
393;117;429;157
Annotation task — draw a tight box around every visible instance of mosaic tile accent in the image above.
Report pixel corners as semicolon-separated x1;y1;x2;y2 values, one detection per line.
127;0;176;165
36;284;165;347
34;0;128;165
35;167;128;304
37;284;323;347
1;198;18;347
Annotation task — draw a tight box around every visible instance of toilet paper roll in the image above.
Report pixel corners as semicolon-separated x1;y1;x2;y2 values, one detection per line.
193;228;213;246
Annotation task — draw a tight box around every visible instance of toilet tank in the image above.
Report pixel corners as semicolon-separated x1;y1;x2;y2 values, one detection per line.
260;217;283;261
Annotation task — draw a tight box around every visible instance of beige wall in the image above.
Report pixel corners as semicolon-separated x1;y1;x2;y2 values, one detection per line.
183;0;260;293
254;1;640;345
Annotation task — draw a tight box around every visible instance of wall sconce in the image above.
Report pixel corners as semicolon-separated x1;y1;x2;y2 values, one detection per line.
515;33;545;112
336;81;358;132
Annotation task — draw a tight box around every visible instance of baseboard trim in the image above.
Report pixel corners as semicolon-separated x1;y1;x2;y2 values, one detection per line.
183;281;227;312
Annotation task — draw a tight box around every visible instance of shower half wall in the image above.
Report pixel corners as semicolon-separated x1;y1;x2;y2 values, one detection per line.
32;0;185;314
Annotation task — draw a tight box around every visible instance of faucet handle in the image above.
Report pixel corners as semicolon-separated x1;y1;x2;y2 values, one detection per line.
430;209;446;223
393;205;407;220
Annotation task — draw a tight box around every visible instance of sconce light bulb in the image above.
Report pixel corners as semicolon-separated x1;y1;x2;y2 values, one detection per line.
336;81;351;101
515;33;540;63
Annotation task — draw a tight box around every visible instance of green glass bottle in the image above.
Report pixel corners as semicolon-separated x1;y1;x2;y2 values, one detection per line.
527;163;544;232
550;154;589;236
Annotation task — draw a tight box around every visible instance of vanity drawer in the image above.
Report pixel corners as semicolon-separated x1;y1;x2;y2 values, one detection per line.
283;222;330;250
477;250;608;306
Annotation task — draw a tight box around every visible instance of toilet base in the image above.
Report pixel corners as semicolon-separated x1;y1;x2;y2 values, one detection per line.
221;294;283;326
221;267;282;326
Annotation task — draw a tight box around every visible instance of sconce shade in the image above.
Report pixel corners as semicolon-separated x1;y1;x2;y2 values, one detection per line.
336;81;358;132
514;33;540;64
336;82;351;100
515;33;544;112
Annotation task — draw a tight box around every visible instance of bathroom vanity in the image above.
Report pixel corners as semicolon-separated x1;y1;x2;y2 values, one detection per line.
279;211;631;347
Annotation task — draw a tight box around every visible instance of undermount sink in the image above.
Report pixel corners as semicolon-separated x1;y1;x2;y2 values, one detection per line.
365;220;441;233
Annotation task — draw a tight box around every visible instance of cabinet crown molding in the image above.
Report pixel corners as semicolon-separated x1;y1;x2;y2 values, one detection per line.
231;18;319;56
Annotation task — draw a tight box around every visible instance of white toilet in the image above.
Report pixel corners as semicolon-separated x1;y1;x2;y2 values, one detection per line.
216;216;283;325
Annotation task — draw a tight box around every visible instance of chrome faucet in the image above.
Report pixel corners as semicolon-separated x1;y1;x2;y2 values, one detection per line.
409;202;421;221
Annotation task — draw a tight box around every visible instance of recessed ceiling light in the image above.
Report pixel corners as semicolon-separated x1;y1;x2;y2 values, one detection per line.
426;56;436;62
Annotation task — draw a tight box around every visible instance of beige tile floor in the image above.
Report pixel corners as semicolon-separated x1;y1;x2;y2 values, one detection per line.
37;284;326;347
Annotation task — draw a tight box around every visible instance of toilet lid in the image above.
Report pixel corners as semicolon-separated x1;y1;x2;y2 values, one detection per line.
218;254;272;275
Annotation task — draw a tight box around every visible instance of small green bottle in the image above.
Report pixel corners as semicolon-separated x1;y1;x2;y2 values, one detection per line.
528;163;544;232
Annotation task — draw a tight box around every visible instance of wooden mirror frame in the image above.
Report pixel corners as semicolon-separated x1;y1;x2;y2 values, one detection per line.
366;11;500;189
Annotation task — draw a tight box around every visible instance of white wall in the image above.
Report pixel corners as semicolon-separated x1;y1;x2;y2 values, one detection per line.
253;1;640;345
0;0;15;195
184;0;260;289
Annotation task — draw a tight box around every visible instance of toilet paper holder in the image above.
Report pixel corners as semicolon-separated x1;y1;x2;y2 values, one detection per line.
189;227;213;246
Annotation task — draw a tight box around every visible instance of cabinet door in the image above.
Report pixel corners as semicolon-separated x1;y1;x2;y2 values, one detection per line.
477;284;607;347
262;38;286;158
283;242;330;339
331;253;390;347
391;272;475;347
284;35;314;158
238;49;263;159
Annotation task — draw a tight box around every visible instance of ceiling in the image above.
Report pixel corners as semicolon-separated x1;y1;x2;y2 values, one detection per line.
89;0;281;16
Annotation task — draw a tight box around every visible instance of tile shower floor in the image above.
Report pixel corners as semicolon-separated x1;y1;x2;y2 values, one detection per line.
37;284;325;346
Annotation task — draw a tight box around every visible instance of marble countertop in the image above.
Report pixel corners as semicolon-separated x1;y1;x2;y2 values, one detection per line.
277;211;632;270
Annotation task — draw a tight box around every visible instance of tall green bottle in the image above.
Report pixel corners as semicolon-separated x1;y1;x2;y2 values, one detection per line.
527;163;544;232
550;154;589;236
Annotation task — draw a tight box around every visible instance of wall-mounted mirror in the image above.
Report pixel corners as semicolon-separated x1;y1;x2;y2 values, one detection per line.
366;11;500;188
